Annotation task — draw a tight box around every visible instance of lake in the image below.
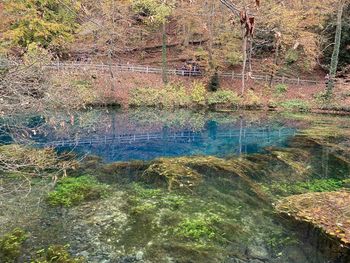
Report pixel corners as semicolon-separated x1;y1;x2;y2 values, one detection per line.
1;109;349;263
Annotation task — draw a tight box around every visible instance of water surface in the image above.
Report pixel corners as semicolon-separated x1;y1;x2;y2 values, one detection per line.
1;109;350;263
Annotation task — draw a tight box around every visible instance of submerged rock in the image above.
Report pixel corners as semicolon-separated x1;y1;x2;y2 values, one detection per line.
246;245;270;261
276;191;350;262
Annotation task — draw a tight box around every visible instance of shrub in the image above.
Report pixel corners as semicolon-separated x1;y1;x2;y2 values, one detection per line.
285;49;299;65
274;84;288;95
207;90;240;107
279;99;310;112
129;87;160;107
243;90;263;109
226;51;242;66
159;84;190;108
208;72;220;92
129;85;190;108
313;91;329;105
0;228;27;263
47;176;110;207
194;47;208;62
190;81;207;106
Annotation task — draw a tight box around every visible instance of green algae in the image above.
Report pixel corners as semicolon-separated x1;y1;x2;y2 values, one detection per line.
33;245;84;263
261;178;350;198
174;213;221;244
0;228;27;263
47;175;110;207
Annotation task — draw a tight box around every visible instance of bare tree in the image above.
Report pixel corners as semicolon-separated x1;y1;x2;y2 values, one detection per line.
220;0;259;95
326;0;346;97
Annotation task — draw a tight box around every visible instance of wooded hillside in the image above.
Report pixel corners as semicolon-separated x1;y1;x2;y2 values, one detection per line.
1;0;349;75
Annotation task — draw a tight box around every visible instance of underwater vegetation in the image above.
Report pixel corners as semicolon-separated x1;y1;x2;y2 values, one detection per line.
33;245;85;263
276;191;350;247
2;112;350;262
47;175;110;207
0;228;84;263
0;228;27;263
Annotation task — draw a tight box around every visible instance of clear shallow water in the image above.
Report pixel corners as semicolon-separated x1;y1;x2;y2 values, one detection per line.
12;109;298;162
1;109;350;263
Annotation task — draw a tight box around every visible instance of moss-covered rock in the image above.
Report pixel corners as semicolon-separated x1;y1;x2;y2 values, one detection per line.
276;191;350;246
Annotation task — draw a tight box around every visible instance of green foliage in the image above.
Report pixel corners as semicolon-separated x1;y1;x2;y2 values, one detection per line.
160;85;191;108
313;91;329;105
129;82;213;109
0;228;27;263
131;203;157;216
285;49;299;65
194;47;208;62
190;82;207;106
208;72;220;92
2;0;79;51
174;213;221;243
47;176;110;207
129;87;161;107
132;0;173;25
129;84;190;108
226;51;242;66
207;90;240;107
23;43;53;66
279;99;310;112
243;90;263;109
33;245;84;263
274;84;288;95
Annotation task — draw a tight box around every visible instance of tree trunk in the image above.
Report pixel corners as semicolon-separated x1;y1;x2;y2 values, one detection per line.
326;0;345;97
162;22;168;84
206;1;215;71
269;39;280;88
241;30;248;95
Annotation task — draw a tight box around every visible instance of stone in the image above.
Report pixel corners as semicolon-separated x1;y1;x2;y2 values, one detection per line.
79;251;90;258
135;251;144;260
246;245;270;261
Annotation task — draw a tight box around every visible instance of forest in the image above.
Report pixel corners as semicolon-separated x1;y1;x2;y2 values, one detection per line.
0;1;350;263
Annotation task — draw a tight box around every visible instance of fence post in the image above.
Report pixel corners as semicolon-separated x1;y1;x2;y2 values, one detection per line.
297;77;300;85
282;75;285;84
146;66;149;74
232;71;234;80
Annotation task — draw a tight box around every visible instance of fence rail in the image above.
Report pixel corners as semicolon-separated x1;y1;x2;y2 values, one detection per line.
3;60;348;87
44;61;326;86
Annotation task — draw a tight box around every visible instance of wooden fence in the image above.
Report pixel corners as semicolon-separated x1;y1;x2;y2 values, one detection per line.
44;61;325;86
2;60;348;87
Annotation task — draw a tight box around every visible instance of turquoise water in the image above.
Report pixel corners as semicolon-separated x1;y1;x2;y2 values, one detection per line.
13;109;297;162
1;109;350;263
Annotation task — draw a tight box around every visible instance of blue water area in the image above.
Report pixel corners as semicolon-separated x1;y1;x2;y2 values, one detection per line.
10;109;298;162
